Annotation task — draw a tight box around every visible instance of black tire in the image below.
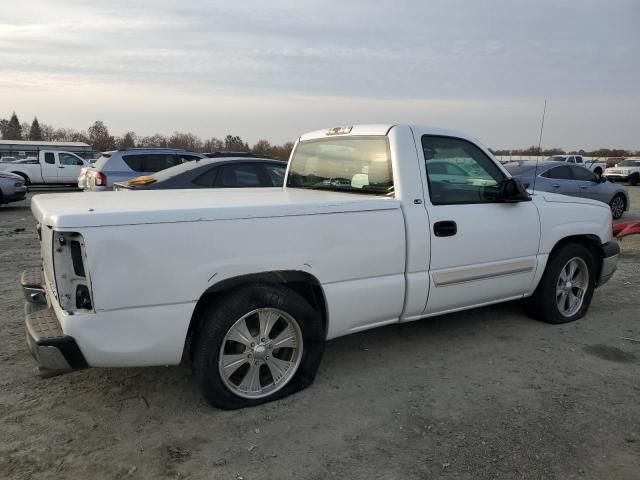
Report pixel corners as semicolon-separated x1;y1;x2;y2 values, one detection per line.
525;243;596;324
610;194;626;220
594;167;602;177
630;174;639;186
12;172;30;186
192;283;325;409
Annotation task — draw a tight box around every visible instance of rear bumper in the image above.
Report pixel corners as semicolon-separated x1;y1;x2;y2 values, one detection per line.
21;268;87;377
597;241;620;287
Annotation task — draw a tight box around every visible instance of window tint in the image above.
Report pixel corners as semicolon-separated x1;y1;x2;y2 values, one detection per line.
59;153;83;166
265;164;286;186
567;156;575;163
574;156;583;164
193;167;218;187
421;136;504;205
216;164;263;188
44;152;55;164
179;154;202;162
571;166;596;182
542;165;573;180
122;154;182;173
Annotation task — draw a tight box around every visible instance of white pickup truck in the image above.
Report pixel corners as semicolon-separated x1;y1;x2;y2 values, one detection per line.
0;150;90;185
22;124;619;409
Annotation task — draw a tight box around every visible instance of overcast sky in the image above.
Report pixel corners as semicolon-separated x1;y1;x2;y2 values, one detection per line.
1;0;639;149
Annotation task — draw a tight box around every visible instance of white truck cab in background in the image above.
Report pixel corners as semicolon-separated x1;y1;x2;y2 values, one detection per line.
23;124;619;409
0;150;90;185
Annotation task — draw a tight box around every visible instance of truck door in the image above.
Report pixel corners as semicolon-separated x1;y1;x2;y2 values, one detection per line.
41;152;59;183
416;133;540;315
58;152;85;182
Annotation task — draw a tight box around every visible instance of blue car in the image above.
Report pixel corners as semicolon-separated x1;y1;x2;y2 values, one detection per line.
504;161;629;219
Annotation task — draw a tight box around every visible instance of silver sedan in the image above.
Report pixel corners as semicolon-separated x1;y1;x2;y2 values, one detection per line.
0;172;27;205
505;161;629;219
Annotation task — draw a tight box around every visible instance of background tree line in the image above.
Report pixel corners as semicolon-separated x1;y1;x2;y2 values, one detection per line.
1;111;638;159
0;112;295;161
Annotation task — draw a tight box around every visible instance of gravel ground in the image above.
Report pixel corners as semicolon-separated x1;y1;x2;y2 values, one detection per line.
1;188;639;480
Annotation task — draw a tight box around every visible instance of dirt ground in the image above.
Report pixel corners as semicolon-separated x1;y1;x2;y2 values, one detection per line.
1;188;639;480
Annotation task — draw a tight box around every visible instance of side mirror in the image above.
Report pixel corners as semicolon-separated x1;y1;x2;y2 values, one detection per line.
597;175;606;184
502;177;531;202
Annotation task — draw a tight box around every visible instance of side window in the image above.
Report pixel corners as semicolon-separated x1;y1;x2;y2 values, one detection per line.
192;167;218;187
180;154;202;162
44;152;55;164
542;165;573;180
122;154;145;172
59;153;84;166
575;156;583;164
421;135;504;205
145;154;181;172
215;164;262;188
571;166;596;182
264;164;286;186
567;156;575;163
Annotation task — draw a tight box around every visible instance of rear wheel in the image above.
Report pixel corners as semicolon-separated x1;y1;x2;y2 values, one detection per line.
610;194;626;220
526;243;596;324
630;174;639;186
192;284;325;409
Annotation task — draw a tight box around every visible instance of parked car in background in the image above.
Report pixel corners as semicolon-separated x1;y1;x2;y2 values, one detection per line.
82;148;206;191
603;158;640;186
0;150;89;185
505;161;629;219
0;172;27;205
113;158;286;191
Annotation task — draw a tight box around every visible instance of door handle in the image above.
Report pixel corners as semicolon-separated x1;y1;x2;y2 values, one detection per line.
434;220;457;237
58;166;65;169
551;184;560;188
579;186;588;189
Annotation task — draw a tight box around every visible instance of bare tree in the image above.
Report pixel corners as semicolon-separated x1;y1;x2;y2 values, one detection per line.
168;131;202;150
252;139;273;157
88;121;115;151
203;137;224;152
116;131;136;149
224;135;249;151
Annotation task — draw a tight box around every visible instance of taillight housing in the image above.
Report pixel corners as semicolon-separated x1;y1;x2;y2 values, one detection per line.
94;172;107;186
52;231;94;313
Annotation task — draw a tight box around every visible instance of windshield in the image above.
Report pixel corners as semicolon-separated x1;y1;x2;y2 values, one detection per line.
617;159;640;167
287;137;393;195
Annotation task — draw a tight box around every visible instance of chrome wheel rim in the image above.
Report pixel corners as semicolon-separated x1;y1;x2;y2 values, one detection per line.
611;196;624;219
556;257;589;317
218;308;303;399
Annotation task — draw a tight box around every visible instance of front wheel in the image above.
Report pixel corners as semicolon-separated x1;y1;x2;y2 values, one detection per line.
610;194;626;220
192;284;325;409
630;174;639;186
526;243;596;324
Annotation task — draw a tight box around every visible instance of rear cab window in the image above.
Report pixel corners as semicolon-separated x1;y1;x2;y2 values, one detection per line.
286;137;393;195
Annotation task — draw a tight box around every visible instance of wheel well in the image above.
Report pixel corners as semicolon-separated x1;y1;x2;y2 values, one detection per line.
548;235;603;279
12;172;29;182
184;271;327;360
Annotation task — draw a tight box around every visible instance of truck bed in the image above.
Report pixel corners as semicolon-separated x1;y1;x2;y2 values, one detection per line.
32;188;399;228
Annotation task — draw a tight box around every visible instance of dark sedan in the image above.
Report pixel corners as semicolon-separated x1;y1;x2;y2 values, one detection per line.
113;157;286;191
504;161;629;219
